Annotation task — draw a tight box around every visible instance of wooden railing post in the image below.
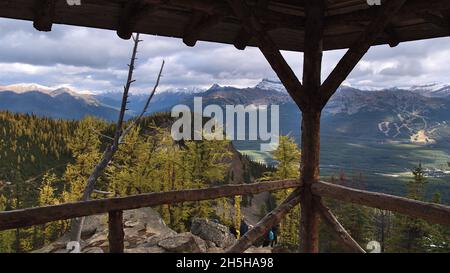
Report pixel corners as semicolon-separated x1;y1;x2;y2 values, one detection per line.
108;210;124;253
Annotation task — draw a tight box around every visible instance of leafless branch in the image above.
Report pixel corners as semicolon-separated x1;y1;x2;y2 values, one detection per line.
69;33;165;244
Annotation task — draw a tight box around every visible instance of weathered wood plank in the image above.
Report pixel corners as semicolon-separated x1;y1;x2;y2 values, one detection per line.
0;179;301;231
312;181;450;227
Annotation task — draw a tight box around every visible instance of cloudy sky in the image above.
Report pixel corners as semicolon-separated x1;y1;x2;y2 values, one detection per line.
0;17;449;93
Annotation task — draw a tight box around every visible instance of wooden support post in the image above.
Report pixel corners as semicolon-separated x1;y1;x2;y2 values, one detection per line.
33;0;56;31
108;210;124;253
315;199;366;253
298;0;325;253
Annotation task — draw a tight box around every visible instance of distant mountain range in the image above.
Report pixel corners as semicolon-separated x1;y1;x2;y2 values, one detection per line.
0;84;121;120
1;80;450;146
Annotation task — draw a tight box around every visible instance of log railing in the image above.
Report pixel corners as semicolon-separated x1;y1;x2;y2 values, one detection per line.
312;181;450;227
0;179;449;253
0;179;300;232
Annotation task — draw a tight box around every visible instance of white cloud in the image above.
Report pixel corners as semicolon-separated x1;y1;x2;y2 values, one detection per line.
0;18;449;94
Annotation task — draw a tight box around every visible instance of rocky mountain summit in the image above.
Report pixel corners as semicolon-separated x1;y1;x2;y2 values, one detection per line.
35;208;270;253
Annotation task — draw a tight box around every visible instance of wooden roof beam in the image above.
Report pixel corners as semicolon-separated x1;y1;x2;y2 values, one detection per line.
385;24;401;48
233;27;251;50
419;11;450;35
227;0;306;109
33;0;56;32
117;1;156;40
232;0;270;51
327;0;450;25
319;0;407;108
183;11;223;47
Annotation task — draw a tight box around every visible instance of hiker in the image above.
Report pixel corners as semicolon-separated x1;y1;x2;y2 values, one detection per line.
240;217;249;236
229;225;238;239
262;230;270;247
272;225;279;247
268;229;275;247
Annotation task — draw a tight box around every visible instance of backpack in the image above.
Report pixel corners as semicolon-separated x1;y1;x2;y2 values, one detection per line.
268;230;274;241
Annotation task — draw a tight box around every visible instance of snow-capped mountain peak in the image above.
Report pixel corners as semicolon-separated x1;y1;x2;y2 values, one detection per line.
255;78;287;93
409;83;450;97
0;83;52;94
163;86;206;94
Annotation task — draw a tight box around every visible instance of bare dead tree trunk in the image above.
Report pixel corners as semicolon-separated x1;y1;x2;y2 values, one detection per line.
69;33;165;243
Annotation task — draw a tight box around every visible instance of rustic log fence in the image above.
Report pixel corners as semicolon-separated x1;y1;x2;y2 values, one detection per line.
0;179;449;253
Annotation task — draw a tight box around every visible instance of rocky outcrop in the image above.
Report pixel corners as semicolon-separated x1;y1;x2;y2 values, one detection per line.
35;209;267;253
157;233;207;253
190;218;236;248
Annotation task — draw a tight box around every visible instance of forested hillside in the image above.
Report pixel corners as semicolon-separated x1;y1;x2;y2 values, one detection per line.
0;111;269;252
0;111;448;253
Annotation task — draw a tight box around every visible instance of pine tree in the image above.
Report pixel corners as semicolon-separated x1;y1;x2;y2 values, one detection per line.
261;136;301;246
181;138;232;220
423;192;450;252
388;164;431;252
63;116;105;202
38;173;64;245
0;194;15;252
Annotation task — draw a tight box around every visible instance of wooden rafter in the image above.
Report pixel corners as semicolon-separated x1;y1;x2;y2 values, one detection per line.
117;0;155;40
231;0;269;51
33;0;56;32
226;0;305;109
233;27;251;50
312;181;450;227
316;199;366;253
183;11;223;47
319;0;407;107
419;11;450;35
384;24;401;48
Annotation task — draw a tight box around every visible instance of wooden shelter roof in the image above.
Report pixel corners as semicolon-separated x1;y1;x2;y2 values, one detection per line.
1;0;449;51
